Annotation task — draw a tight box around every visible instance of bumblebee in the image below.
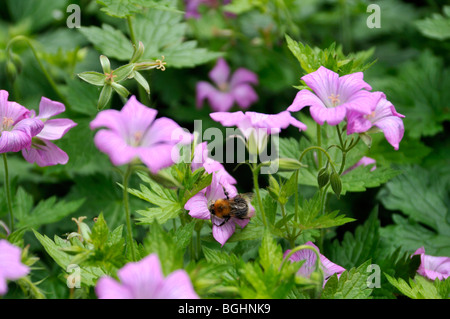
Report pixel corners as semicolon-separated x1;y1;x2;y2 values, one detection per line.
209;190;254;226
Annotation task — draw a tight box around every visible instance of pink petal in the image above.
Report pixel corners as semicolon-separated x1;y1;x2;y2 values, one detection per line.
302;66;340;107
95;276;134;299
0;127;33;153
138;143;179;174
120;96;158;136
310;103;347;126
22;139;69;167
231;83;258;109
209;58;230;87
337;72;372;101
210;111;246;127
346;111;372;134
93;130;138;166
36;97;65;119
287;89;326;113
90;109;127;135
185;192;210;220
36;118;77;140
212;220;235;246
0;240;30;295
143;117;192;147
156;270;199;299
344;91;384;115
374;116;404;150
229;68;258;88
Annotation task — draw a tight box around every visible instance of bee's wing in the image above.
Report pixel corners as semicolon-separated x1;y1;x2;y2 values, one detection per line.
239;193;254;202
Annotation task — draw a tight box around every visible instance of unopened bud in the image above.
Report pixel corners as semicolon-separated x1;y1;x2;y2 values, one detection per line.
130;41;145;63
317;167;330;188
330;171;342;199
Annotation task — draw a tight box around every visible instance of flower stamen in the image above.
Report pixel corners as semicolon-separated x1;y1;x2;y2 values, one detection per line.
155;56;166;71
328;94;340;107
2;117;14;131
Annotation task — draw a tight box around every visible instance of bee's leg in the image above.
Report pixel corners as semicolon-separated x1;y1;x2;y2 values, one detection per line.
217;216;230;227
224;189;229;200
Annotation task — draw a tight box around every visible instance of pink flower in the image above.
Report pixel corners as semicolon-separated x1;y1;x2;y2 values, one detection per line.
192;141;236;185
90;96;192;173
197;58;258;112
413;247;450;281
210;110;307;155
0;240;30;295
184;174;254;246
346;94;405;150
342;156;376;175
288;66;379;126
95;253;199;299
0;90;44;153
22;97;77;166
284;241;345;286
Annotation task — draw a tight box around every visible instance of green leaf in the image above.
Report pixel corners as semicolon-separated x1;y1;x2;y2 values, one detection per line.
378;165;450;257
385;274;443;299
79;24;133;60
415;6;450;40
258;232;283;271
14;188;85;230
97;0;183;18
321;260;373;299
129;172;182;224
328;210;380;270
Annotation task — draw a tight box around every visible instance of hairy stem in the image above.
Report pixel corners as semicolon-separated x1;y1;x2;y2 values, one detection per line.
123;164;137;261
252;164;268;228
2;154;13;232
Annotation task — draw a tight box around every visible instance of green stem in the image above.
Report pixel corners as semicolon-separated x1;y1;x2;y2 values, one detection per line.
298;146;337;172
127;16;137;46
252;164;268;228
123;164;137;261
5;36;71;109
2;154;13;232
316;124;322;169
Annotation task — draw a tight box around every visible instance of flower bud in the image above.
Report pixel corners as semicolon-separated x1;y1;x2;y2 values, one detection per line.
267;174;281;201
130;41;145;63
99;55;111;74
6;60;18;82
330;171;342;199
317;167;330;188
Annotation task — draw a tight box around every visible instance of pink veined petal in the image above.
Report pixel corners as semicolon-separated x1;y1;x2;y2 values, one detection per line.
212;220;236;246
138;143;179;174
207;174;229;203
36;97;65;120
320;254;346;279
346;111;372;134
185;192;210;220
0;127;32;153
156;270;199;299
301;66;340;108
143;117;191;147
210;111;246;127
231;83;258;109
93;130;138;166
36;118;77;140
285;246;317;278
337;72;372;101
229;68;258;88
14;118;44;138
22;139;69;167
344;90;384;115
117;254;164;299
373;116;404;150
232;216;250;229
213;165;237;185
310;103;347;126
90;109;127;136
5;102;30;124
289;115;308;131
209;58;230;87
121;96;158;136
95;276;134;299
287;89;327;113
0;276;7;295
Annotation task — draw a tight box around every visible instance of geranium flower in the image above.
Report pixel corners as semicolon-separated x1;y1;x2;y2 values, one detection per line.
0;240;30;295
90;96;192;173
192;141;236;185
21;97;77;166
184;174;254;246
197;58;258;112
287;66;379;126
413;247;450;281
210;110;307;155
0;90;43;153
342;156;376;175
284;241;345;286
95;253;199;299
346;94;405;150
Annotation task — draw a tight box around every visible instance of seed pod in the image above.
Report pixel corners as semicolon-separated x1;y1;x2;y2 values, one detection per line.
330;171;342;198
317;167;330;189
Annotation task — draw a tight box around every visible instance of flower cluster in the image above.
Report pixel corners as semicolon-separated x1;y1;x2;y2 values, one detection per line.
0;90;75;166
288;66;405;150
